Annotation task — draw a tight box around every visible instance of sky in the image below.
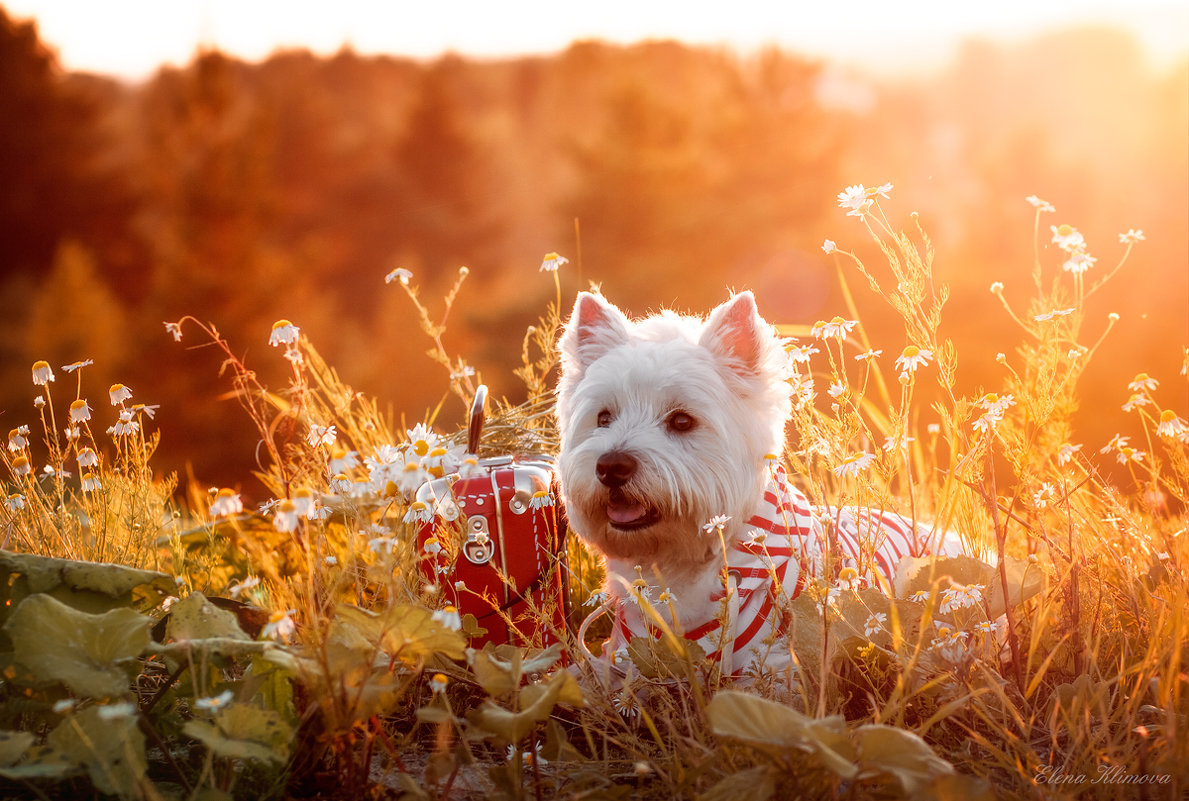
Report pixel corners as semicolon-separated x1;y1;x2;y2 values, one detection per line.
6;0;1188;80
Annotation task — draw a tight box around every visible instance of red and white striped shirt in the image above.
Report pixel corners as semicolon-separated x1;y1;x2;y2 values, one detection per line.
600;463;965;673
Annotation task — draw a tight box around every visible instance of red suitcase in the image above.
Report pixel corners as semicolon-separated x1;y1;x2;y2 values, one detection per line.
415;387;570;649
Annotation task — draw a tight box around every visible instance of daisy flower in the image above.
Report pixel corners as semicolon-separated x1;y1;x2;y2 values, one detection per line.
1156;410;1189;441
864;612;887;637
194;690;234;711
539;252;568;272
613;691;641;719
821;239;837;254
894;345;932;377
109;410;139;437
269;319;300;347
164;321;183;342
209;488;244;518
1118;229;1144;244
80;472;101;492
385;267;413;285
1062;252;1097;274
583;590;610;608
833;451;875;478
854;348;882;361
109;384;133;406
1025;195;1055;212
432;606;462;631
68;399;91;423
405;423;439;457
429;673;448;695
787;344;820;364
836;566;862;592
529;490;554;509
75;446;98;467
11;455;34;477
939;583;984;613
1121;392;1152;412
1057;443;1082;465
262;609;297;641
307;424;337;448
1033;308;1075;322
1050;224;1085;253
31;360;54;386
8;426;29;451
62;359;93;373
273;500;301;533
882;434;914;453
837;184;871;216
1128;373;1159;393
403;500;434;525
703;514;731;533
4;493;25;512
811;316;858;340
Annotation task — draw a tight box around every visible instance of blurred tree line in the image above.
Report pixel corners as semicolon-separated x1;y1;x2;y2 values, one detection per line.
1;6;1185;494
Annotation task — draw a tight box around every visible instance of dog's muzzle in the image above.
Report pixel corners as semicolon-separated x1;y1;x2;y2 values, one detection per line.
595;451;658;529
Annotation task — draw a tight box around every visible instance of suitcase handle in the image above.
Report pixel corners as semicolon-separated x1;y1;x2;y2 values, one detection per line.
467;384;488;454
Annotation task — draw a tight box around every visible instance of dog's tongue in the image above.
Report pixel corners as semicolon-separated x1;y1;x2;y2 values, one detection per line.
607;501;647;525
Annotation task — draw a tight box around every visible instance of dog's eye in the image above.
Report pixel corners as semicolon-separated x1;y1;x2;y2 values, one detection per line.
596;409;614;428
667;411;696;433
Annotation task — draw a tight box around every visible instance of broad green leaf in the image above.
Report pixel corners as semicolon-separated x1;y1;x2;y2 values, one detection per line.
165;592;250;642
0;731;33;766
0;744;76;781
468;669;584;743
785;591;836;686
336;604;466;663
520;669;584;710
984;554;1045;619
47;705;148;798
182;702;292;764
700;765;777;801
0;549;174;627
707;690;856;779
469;645;520;697
4;593;151;697
855;724;954;794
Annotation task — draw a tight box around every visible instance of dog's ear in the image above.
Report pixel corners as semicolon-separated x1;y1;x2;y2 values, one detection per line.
560;291;631;371
700;291;766;376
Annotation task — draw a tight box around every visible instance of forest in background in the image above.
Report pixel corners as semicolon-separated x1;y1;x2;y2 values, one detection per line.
1;6;1186;494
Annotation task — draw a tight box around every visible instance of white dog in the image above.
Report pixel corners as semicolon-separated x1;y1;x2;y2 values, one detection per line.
556;290;964;676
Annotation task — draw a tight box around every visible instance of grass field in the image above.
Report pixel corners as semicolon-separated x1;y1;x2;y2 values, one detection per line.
0;188;1185;800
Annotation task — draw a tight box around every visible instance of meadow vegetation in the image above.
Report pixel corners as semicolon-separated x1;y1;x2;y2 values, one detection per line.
0;187;1184;800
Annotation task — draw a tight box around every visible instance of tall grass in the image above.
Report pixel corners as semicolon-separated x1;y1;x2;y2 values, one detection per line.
0;188;1184;800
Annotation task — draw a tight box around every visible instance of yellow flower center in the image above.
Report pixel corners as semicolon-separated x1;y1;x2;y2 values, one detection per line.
1159;410;1176;423
1056;224;1074;236
902;346;920;358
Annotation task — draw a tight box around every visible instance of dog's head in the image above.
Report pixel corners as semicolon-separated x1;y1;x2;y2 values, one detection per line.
555;291;791;574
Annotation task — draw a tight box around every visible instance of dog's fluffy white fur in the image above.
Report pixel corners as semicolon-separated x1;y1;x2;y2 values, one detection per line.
557;290;792;632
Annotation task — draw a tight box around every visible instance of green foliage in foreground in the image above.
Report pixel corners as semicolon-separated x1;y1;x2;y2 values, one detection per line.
0;191;1185;799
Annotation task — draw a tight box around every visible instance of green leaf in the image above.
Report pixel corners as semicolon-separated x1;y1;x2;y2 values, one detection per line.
4;593;151;697
0;731;34;767
700;765;777;801
0;744;76;781
165;592;250;642
855;724;954;794
707;690;856;779
182;702;292;764
984;554;1045;619
896;554;1043;619
335;604;466;663
468;670;584;744
47;705;148;798
0;549;174;627
469;645;520;697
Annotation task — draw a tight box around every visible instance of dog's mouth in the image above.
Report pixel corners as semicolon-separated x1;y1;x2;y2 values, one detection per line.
605;488;659;531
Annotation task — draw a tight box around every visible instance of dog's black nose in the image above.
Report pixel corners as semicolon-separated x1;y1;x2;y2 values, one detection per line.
596;451;637;488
